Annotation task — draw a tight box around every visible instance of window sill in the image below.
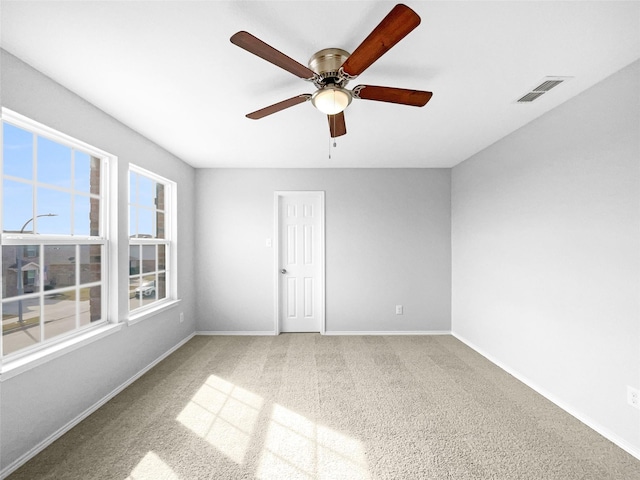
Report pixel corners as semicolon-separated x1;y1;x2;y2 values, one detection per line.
0;322;123;381
127;298;182;326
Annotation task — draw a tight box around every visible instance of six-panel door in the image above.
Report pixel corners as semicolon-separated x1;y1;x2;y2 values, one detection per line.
279;193;322;332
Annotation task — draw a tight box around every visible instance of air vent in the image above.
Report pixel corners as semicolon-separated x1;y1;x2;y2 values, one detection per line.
532;80;564;92
517;91;545;103
516;76;573;103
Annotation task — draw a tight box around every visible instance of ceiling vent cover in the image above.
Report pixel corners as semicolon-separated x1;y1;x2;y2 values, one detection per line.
516;76;572;103
533;80;564;92
517;91;545;103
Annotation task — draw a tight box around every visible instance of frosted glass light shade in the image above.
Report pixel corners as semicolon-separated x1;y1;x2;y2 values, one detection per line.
311;87;352;115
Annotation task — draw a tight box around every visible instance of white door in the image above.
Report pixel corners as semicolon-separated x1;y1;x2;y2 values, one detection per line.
276;192;324;333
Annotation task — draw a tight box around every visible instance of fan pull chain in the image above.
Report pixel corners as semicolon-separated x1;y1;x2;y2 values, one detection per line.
329;136;337;159
329;114;337;159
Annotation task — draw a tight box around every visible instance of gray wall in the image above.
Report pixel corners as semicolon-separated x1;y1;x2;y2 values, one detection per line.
0;51;196;471
451;60;640;453
195;169;451;333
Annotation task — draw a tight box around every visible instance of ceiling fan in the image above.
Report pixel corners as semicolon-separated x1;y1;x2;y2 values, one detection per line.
230;3;433;138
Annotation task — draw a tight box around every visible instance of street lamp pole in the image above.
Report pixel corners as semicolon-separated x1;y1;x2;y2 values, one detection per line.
19;213;57;234
16;213;58;325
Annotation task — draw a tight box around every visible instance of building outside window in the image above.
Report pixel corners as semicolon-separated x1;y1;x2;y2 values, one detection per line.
128;165;175;314
1;111;111;358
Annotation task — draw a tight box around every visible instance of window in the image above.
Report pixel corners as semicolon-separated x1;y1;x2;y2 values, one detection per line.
128;166;175;315
1;111;112;358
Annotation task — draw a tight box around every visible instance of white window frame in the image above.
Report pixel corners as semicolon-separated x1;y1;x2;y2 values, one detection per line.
128;164;177;323
0;108;120;377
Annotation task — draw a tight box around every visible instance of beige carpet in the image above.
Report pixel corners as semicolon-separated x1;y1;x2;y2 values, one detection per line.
8;334;640;479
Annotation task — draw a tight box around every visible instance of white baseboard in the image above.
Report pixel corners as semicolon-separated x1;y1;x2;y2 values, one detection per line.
196;330;450;336
196;330;276;336
324;330;451;335
451;332;640;462
0;332;196;480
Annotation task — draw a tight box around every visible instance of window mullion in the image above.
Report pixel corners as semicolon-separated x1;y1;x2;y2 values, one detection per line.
155;245;159;301
32;133;38;233
135;176;140;237
75;244;80;330
2;236;105;244
38;244;47;342
70;149;75;236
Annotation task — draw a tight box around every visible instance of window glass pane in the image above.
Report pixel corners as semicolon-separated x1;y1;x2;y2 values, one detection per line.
3;180;33;233
79;245;101;284
137;208;154;238
44;245;75;290
2;245;22;298
138;175;155;207
74;152;101;195
74;151;91;192
129;277;141;311
3;123;33;180
141;245;155;273
89;198;100;236
129;245;140;275
37;188;71;234
2;245;40;298
75;286;101;326
158;244;166;271
156;211;165;239
155;183;165;211
140;274;156;307
43;291;76;341
78;287;92;327
74;196;100;236
129;205;137;237
37;136;71;188
158;272;166;300
74;195;90;236
2;298;42;355
129;172;137;204
90;157;101;195
84;285;102;324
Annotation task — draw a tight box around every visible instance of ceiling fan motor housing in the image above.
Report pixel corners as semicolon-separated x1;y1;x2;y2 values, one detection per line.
308;48;351;88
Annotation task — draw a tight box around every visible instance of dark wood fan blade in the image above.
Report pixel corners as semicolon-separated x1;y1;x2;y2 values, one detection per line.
341;4;421;77
246;94;311;120
353;85;432;106
231;31;316;80
328;112;347;138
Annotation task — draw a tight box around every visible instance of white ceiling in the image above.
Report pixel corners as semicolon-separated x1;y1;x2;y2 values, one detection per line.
1;1;639;168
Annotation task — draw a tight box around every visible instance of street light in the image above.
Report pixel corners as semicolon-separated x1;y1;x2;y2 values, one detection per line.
16;213;58;325
19;213;58;234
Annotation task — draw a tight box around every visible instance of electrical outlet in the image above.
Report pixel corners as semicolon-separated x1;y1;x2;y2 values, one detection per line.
179;312;184;323
628;386;640;409
395;305;403;315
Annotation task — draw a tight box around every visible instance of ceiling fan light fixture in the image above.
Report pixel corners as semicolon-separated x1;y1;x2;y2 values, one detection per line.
311;86;352;115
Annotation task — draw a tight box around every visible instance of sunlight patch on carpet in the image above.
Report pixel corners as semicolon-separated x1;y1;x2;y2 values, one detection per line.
176;374;264;464
257;404;371;480
125;451;179;480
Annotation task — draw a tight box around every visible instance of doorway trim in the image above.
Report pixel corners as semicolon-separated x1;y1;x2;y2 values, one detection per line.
273;191;325;335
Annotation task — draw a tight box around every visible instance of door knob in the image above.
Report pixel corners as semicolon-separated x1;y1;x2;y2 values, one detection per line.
281;269;287;274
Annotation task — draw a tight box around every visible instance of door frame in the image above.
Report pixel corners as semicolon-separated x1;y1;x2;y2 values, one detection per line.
273;191;326;335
